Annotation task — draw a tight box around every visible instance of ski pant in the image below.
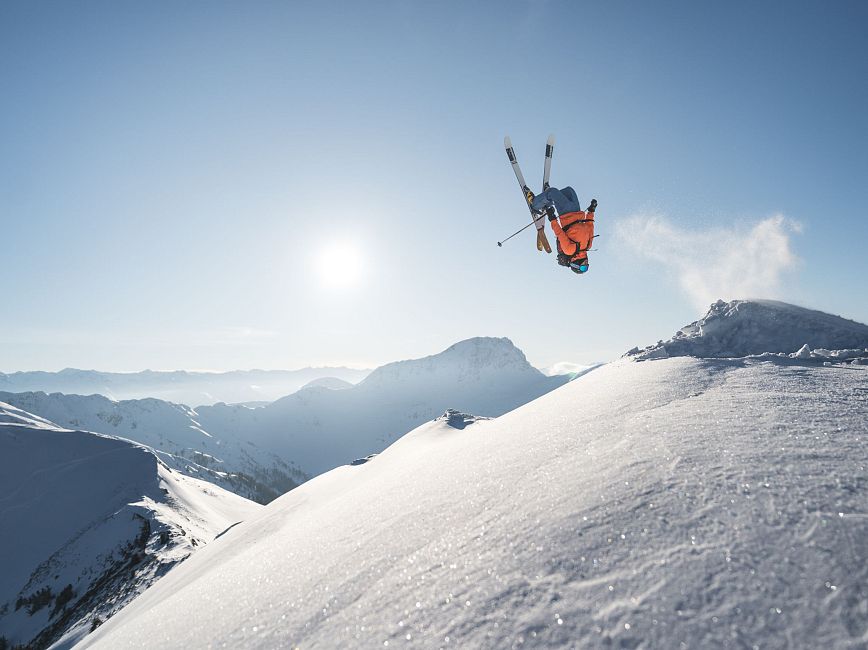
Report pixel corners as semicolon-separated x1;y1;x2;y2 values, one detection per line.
531;186;581;215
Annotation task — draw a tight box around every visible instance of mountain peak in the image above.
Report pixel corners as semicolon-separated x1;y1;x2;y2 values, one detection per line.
359;337;538;388
627;299;868;359
299;376;355;391
440;336;530;365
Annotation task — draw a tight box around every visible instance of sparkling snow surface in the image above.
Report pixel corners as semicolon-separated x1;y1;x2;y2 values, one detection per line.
79;357;867;649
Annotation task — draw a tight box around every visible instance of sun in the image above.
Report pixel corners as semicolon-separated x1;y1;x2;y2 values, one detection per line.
315;242;366;290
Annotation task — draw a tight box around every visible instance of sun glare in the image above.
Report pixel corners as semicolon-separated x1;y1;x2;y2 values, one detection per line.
315;242;365;290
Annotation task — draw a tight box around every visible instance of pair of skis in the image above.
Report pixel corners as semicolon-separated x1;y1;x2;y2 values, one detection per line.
504;134;555;253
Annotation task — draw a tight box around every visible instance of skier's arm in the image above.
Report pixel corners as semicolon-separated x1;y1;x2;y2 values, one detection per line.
549;219;577;256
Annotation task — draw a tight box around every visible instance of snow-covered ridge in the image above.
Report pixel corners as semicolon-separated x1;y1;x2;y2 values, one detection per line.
0;391;308;504
627;299;868;360
0;402;260;650
0;400;59;429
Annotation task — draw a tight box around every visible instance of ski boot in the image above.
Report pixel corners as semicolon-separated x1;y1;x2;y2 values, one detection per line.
524;188;538;211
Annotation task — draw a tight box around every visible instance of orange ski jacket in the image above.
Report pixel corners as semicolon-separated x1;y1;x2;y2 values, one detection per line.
550;211;594;261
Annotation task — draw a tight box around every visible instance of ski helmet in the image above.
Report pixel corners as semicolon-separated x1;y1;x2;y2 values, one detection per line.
570;259;589;274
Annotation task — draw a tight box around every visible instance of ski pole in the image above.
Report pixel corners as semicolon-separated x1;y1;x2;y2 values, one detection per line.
497;220;536;247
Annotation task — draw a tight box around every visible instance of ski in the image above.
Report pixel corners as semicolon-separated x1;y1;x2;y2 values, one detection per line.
543;133;555;191
504;136;552;254
538;134;555;252
504;136;534;207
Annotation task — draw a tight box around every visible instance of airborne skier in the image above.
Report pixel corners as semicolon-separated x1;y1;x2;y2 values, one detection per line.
502;135;598;274
532;190;597;274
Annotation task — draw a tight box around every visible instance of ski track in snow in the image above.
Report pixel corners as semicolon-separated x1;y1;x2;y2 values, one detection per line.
78;357;868;649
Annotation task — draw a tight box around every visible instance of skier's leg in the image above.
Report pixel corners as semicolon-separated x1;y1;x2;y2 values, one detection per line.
530;189;554;213
532;186;581;214
533;187;565;212
546;187;581;215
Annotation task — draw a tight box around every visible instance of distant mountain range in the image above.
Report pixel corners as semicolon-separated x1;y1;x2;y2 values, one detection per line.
0;337;570;501
0;367;371;407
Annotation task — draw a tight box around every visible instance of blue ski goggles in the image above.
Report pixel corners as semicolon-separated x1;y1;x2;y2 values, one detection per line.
570;262;589;274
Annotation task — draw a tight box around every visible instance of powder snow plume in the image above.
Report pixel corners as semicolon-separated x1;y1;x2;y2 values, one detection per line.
615;213;801;309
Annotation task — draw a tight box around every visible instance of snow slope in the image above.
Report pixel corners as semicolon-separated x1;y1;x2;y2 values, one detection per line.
0;367;370;407
0;391;307;504
195;337;568;476
628;299;868;360
77;348;868;647
0;403;261;649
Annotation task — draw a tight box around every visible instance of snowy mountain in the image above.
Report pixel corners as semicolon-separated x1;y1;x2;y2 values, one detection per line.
0;391;308;504
627;299;868;360
0;402;261;650
75;302;868;649
0;367;370;407
195;337;569;476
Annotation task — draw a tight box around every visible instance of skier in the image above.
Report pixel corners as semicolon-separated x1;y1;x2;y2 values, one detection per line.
531;187;597;274
501;135;598;269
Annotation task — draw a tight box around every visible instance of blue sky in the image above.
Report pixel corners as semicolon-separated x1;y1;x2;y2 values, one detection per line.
2;0;866;371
